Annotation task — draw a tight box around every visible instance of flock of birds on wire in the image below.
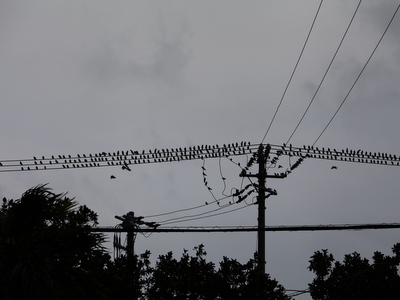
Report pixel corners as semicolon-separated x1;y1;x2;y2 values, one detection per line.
0;141;399;173
0;142;254;172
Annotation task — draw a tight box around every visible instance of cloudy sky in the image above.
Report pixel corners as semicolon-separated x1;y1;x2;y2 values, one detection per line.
1;0;400;298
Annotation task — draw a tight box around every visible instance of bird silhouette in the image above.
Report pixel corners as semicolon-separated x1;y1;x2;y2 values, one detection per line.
110;175;116;179
331;166;337;169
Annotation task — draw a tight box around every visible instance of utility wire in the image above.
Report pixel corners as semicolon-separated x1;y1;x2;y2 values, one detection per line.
313;4;400;146
286;0;362;145
218;157;229;196
156;195;252;225
158;204;253;226
144;194;232;219
144;203;209;219
260;0;323;144
0;142;257;173
93;223;400;232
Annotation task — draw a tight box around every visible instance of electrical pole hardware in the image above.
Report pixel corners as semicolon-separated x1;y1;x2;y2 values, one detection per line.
239;144;283;274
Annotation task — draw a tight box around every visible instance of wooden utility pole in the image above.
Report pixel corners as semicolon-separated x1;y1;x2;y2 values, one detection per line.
257;144;267;274
240;143;281;274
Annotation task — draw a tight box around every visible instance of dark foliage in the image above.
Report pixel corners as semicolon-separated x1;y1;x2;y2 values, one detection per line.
308;244;400;300
138;244;291;300
0;184;110;300
5;184;400;300
0;185;291;300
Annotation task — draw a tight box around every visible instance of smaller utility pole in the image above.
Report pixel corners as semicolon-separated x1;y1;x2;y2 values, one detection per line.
114;212;159;300
114;212;160;260
115;211;137;259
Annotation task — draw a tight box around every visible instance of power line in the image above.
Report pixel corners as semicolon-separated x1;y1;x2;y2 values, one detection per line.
1;142;399;174
157;203;253;226
91;222;400;233
144;194;235;220
313;4;400;146
286;0;362;145
0;142;256;173
260;0;323;144
143;202;210;219
218;157;229;197
269;144;400;167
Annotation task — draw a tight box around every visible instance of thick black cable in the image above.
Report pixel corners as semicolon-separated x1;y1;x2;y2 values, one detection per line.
260;0;323;144
93;223;400;232
313;4;400;146
286;0;362;145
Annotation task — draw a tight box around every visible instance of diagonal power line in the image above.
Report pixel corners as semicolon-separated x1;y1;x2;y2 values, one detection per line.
260;0;324;144
286;0;362;145
313;4;400;146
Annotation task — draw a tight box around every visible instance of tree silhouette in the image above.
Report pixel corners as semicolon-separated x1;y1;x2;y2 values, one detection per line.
218;254;290;299
308;244;400;300
0;184;291;300
0;184;110;300
145;244;291;300
0;184;297;299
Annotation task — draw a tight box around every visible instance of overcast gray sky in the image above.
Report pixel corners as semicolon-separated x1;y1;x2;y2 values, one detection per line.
1;1;400;298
